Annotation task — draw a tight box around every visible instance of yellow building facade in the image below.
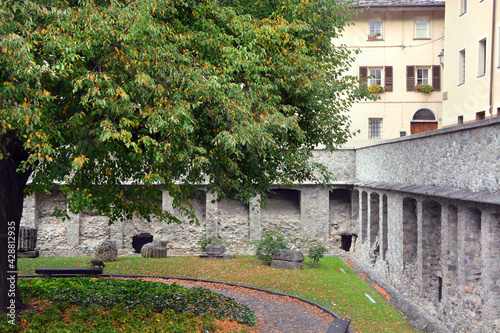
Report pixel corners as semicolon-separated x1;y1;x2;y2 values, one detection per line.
337;1;445;147
442;0;500;126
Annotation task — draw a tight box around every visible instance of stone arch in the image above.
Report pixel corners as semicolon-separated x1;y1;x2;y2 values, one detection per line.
422;200;442;304
361;191;368;243
382;194;388;260
410;108;438;134
329;189;354;252
403;197;418;269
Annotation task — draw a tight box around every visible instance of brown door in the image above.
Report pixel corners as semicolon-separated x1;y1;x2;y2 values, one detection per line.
410;122;438;134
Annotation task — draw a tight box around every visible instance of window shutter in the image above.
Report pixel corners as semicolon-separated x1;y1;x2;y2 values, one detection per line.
406;66;415;91
359;66;368;83
432;65;441;91
384;66;393;92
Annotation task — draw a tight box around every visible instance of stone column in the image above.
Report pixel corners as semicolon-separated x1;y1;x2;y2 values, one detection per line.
109;218;123;249
300;186;329;243
66;204;80;247
483;209;500;325
206;191;218;237
162;190;175;214
20;194;36;228
249;195;261;241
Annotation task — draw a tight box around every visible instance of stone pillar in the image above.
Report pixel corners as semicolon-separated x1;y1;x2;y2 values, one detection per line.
249;195;261;241
20;194;36;228
300;186;329;243
206;191;218;237
162;190;175;214
66;204;80;247
109;218;124;249
483;209;500;325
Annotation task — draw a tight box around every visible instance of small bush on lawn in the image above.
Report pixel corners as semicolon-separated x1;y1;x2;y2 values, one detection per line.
308;245;328;267
249;227;290;264
18;277;255;327
198;234;229;252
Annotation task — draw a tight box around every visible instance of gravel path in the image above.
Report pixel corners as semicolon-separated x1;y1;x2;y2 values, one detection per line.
135;277;335;333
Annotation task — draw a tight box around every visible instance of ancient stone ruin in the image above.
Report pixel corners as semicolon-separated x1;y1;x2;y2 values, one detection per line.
271;249;304;270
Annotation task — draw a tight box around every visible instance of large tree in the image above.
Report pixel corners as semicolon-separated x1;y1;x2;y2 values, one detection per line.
0;0;367;314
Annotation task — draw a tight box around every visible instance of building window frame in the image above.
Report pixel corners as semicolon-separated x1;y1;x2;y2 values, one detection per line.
369;67;383;86
459;0;467;15
368;20;383;40
414;19;430;39
478;38;487;77
458;49;466;86
368;118;383;140
416;67;431;85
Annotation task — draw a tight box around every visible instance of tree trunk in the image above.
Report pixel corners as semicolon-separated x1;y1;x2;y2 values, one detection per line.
0;133;31;317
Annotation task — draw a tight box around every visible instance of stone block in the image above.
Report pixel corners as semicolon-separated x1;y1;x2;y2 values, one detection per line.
95;240;118;262
272;249;304;262
141;242;168;258
18;250;39;258
271;260;303;270
18;227;37;251
206;244;225;255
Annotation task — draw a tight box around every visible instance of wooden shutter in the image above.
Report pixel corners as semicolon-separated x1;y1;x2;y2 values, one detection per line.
359;66;368;83
432;65;441;91
406;66;415;91
384;66;393;92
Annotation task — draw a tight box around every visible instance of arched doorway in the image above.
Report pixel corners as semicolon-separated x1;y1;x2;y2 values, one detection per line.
410;109;438;134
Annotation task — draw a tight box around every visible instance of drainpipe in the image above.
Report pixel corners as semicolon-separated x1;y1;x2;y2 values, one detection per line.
489;0;497;116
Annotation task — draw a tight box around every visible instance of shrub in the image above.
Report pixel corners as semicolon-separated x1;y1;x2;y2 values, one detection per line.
249;227;290;264
197;234;229;252
308;245;328;268
18;277;255;327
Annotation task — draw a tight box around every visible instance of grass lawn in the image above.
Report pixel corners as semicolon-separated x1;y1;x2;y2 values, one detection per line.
18;255;418;333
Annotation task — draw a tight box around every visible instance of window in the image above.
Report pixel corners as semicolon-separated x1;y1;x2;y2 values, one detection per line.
458;116;464;124
359;66;393;92
369;20;382;40
415;19;430;38
478;38;487;77
460;0;467;15
416;67;430;85
369;118;382;139
369;68;382;86
476;111;485;120
406;65;441;91
459;49;466;85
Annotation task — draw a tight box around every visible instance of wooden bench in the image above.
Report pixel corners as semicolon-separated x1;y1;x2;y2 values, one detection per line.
35;267;103;278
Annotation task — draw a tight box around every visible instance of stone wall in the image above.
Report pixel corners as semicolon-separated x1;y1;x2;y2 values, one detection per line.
18;118;500;333
355;118;500;193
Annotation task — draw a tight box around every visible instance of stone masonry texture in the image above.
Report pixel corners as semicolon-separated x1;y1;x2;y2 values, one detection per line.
20;118;500;332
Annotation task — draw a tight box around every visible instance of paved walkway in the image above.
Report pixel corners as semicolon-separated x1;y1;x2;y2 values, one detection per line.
134;277;337;333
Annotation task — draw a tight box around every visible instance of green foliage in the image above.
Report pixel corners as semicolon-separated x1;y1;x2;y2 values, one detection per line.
249;227;290;264
0;0;371;225
308;245;328;267
198;234;229;252
1;304;219;333
18;277;255;326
